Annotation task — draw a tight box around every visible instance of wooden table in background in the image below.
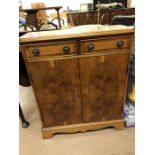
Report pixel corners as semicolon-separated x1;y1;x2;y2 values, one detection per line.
20;6;63;30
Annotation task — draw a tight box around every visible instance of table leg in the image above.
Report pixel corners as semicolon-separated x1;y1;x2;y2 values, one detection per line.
19;103;30;128
55;8;61;29
25;10;39;30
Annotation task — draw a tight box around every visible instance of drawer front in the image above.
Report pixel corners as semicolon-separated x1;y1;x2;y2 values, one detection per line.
81;37;130;53
25;41;77;58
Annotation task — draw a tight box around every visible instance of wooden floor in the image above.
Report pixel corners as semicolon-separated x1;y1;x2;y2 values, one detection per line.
19;86;135;155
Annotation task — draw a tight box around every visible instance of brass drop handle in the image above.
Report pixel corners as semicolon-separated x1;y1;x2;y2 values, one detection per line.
87;43;94;52
63;46;70;54
32;48;40;56
117;41;124;49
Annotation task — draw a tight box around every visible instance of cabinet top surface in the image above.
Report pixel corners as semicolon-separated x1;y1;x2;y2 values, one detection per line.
20;25;134;44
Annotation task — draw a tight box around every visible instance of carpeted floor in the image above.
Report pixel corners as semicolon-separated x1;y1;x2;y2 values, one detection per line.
19;86;135;155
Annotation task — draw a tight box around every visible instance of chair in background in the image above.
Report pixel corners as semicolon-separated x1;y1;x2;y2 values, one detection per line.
111;15;135;26
51;14;65;28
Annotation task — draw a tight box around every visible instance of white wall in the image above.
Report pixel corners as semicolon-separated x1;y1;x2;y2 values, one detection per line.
21;0;93;11
131;0;135;7
21;0;135;11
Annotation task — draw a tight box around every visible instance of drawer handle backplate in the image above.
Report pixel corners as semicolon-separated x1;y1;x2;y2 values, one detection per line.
87;43;95;52
63;46;70;54
32;48;40;56
117;41;124;48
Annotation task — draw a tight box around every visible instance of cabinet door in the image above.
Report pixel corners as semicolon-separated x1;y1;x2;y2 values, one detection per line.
79;52;129;123
28;57;82;128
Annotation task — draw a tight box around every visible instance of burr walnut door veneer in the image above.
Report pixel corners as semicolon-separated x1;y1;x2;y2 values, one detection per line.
20;28;134;138
79;53;129;123
28;57;82;128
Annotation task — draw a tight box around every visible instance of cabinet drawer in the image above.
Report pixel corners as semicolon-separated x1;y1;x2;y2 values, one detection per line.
25;41;77;58
80;37;130;53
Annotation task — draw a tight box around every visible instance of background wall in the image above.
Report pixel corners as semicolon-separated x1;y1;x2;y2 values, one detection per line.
20;0;135;27
20;0;135;13
20;0;93;11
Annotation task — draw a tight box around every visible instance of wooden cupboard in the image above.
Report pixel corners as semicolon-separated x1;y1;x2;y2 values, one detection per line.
20;27;134;138
66;8;135;26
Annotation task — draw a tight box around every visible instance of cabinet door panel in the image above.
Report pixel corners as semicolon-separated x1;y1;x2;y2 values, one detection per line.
28;58;82;127
79;52;129;123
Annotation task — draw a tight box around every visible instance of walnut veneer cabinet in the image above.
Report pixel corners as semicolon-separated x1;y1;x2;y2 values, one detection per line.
20;26;134;139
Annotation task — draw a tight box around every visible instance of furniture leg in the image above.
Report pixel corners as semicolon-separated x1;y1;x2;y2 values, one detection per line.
19;103;30;128
38;21;58;30
51;17;64;27
48;22;58;29
55;8;61;29
25;10;39;30
24;24;34;31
